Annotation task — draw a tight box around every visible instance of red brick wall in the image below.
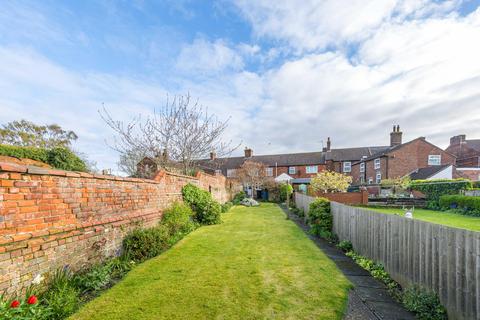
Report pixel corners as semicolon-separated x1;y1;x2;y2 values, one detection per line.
0;163;230;294
388;139;456;178
351;139;456;185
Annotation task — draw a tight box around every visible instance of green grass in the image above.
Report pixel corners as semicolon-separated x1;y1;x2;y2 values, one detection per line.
364;207;480;232
70;203;351;320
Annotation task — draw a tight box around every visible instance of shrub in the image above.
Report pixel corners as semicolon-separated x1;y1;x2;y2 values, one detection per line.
73;264;112;295
161;202;196;238
279;183;293;202
123;226;170;262
439;195;480;216
0;144;87;172
46;147;87;172
221;202;233;213
308;197;332;236
40;268;80;320
232;191;246;205
182;183;222;225
337;240;353;252
402;285;447;320
410;179;472;207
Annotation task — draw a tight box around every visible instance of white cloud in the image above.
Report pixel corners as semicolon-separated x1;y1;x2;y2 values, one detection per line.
233;0;462;52
1;1;480;173
175;38;245;74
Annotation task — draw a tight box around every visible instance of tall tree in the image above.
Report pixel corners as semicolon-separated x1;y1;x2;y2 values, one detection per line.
101;94;238;175
0;120;78;148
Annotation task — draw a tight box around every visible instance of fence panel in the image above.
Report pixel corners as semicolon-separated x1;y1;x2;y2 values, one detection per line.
294;193;480;320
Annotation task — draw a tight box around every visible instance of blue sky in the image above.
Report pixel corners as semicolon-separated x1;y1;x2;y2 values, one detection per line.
1;0;480;173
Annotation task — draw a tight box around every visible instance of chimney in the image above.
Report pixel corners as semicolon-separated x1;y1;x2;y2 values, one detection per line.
326;137;331;151
210;151;216;160
450;134;466;146
244;147;253;158
390;125;403;147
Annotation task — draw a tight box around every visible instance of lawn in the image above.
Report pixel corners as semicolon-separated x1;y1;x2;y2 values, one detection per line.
364;207;480;232
71;203;351;320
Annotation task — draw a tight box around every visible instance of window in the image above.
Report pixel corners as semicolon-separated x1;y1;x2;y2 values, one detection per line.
288;166;296;175
343;161;351;173
428;155;441;166
215;169;222;175
374;158;381;170
226;169;236;178
266;167;273;176
360;162;365;173
376;173;382;184
368;177;373;185
360;176;365;184
306;166;318;174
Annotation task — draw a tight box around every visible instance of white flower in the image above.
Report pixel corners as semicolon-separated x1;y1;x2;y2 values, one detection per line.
32;274;44;285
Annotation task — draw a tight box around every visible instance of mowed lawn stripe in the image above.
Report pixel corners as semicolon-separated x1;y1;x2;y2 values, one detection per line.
71;203;351;320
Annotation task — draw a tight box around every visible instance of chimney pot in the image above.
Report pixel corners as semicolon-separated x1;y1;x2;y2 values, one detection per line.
326;137;331;151
390;125;403;147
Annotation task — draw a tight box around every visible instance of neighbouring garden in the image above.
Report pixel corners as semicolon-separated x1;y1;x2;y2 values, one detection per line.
364;207;480;231
70;203;351;320
362;178;480;231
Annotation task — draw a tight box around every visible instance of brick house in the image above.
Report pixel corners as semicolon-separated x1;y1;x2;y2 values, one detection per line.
197;148;326;182
351;126;456;185
446;134;480;167
323;137;390;176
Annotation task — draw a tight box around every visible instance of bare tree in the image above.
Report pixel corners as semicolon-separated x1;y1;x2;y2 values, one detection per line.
236;160;273;198
101;94;238;176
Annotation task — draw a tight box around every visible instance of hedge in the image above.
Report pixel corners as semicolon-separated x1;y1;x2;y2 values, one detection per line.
0;144;87;172
439;195;480;216
182;183;222;225
308;197;333;239
409;179;472;207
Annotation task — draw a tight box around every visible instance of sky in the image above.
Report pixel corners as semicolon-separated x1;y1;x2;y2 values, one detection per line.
1;0;480;173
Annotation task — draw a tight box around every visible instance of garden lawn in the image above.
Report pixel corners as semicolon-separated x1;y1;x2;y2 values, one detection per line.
71;203;351;320
365;207;480;232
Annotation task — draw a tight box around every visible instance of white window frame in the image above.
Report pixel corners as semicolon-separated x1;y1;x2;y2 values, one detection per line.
343;161;351;173
360;162;365;173
226;169;236;178
368;177;373;185
360;176;365;184
374;158;381;170
428;155;441;166
288;166;296;175
376;172;382;184
266;167;273;177
306;165;318;174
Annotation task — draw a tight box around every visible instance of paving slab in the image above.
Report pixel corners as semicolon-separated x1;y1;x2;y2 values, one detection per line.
283;206;415;320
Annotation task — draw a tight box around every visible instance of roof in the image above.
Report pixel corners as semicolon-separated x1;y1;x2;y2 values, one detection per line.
409;165;451;180
196;151;326;172
466;139;480;152
355;137;437;163
325;146;390;162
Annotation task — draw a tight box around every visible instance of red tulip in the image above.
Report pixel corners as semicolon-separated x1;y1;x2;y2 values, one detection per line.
27;295;37;305
10;300;20;308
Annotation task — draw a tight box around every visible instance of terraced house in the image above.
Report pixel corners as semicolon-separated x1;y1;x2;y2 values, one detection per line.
351;126;456;185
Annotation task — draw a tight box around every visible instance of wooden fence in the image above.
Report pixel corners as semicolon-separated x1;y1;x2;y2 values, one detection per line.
295;193;480;320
